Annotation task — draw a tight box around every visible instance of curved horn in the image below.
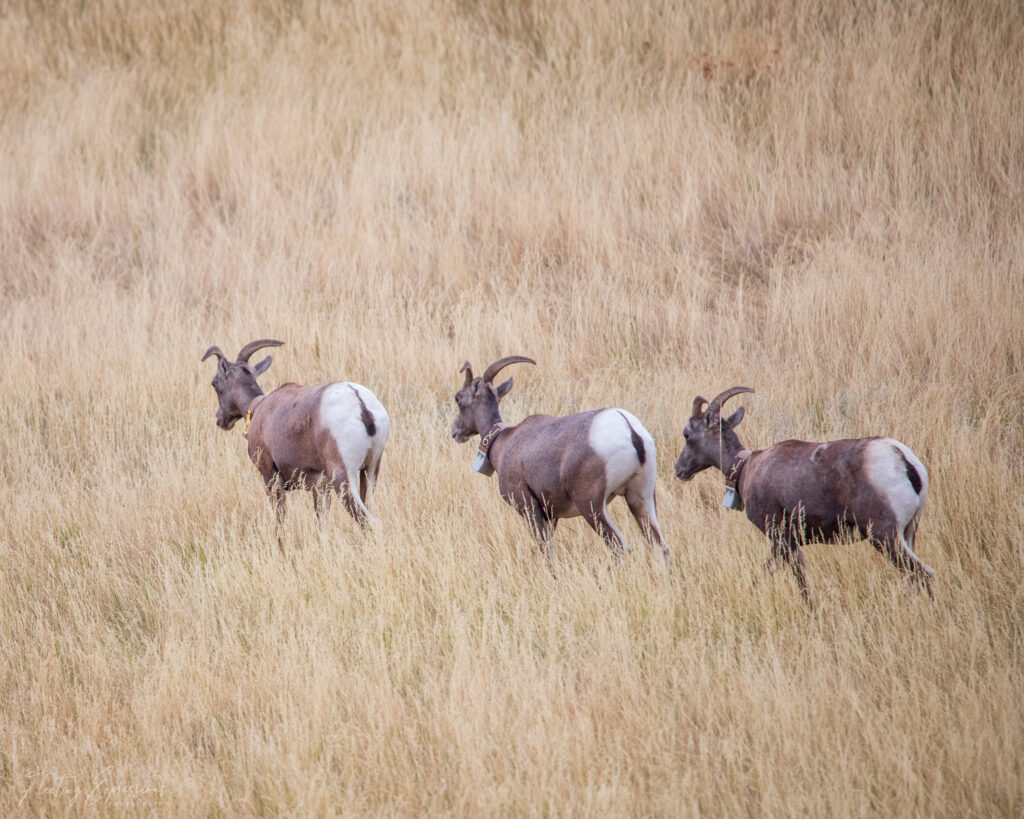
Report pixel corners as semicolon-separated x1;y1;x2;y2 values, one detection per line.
236;338;284;363
691;395;708;419
460;360;474;387
201;345;226;363
482;355;536;384
707;386;754;417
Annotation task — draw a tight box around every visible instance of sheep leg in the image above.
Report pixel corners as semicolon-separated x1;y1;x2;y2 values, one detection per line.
762;535;812;606
335;477;369;528
360;442;384;509
872;529;935;598
528;511;555;560
762;535;787;576
363;460;380;506
313;486;332;521
359;469;369;508
324;458;371;528
255;453;288;553
786;545;812;606
626;491;669;567
343;450;378;527
577;500;628;563
508;490;557;571
266;476;286;555
529;511;557;576
903;516;935;595
363;425;387;510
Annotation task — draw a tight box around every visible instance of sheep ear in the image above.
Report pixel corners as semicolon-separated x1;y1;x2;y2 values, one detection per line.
725;406;745;427
495;377;513;400
250;355;273;377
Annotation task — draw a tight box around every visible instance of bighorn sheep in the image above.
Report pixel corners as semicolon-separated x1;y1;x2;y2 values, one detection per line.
451;356;668;564
202;339;389;535
674;386;934;601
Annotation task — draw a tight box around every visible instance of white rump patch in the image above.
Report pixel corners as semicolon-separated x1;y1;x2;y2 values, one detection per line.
588;409;656;498
864;438;928;530
319;383;390;492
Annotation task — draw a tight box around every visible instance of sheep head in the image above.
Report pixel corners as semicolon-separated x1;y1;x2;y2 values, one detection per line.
450;355;535;443
674;386;753;480
202;339;283;430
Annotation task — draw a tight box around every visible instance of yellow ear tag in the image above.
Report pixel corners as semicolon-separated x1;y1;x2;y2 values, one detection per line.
243;409;253;436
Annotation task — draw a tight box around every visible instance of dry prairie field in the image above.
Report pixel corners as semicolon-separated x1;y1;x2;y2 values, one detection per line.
2;0;1023;815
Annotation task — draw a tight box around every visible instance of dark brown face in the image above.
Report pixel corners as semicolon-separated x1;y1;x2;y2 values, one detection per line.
450;382;478;443
207;357;271;430
674;405;745;480
209;361;244;429
674;415;718;480
450;376;512;443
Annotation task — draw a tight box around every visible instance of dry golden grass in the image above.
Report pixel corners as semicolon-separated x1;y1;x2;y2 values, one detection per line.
1;0;1022;814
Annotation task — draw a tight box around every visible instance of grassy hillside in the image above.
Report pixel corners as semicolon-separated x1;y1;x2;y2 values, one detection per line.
1;0;1022;814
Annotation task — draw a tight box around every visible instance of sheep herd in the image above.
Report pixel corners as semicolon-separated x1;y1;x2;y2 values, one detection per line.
204;339;934;603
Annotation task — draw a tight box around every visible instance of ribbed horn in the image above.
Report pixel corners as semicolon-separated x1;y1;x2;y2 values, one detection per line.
691;395;708;419
460;361;474;387
482;355;536;384
707;386;754;417
201;345;226;363
236;338;284;363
